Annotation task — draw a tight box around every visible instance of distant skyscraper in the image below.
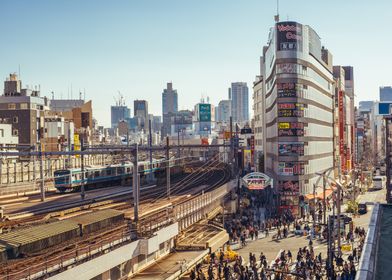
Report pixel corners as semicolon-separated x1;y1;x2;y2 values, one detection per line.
380;86;392;102
230;82;249;123
162;82;178;115
111;105;130;129
216;100;231;123
134;100;149;131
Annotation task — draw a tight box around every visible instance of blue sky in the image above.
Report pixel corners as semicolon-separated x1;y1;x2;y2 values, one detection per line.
0;0;391;127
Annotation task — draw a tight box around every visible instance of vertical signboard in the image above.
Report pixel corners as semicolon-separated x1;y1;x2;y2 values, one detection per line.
199;104;211;122
276;21;303;51
338;90;345;172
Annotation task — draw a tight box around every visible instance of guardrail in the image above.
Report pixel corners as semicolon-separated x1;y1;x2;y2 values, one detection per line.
356;203;381;280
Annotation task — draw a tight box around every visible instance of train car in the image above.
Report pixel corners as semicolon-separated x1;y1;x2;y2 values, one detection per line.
54;163;133;193
53;158;173;193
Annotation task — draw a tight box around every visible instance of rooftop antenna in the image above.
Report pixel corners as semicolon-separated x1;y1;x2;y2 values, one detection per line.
51;91;54;100
274;0;280;22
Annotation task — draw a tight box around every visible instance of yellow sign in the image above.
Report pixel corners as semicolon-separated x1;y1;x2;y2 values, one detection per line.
73;133;81;158
278;122;290;129
341;244;352;252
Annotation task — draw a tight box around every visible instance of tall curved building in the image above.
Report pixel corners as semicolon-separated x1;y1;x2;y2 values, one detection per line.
253;21;335;216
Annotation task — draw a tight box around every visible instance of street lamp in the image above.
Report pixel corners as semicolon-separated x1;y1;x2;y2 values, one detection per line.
318;173;344;255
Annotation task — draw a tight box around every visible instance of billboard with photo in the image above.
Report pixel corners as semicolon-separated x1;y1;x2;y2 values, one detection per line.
278;142;305;156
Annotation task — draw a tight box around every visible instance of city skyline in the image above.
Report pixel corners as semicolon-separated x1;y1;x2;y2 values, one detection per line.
0;0;391;127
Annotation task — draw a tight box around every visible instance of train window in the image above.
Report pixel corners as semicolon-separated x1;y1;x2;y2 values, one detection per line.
94;171;100;177
107;169;112;176
127;167;131;173
117;167;124;174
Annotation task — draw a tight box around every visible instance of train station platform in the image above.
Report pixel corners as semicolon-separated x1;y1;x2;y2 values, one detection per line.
131;250;208;280
131;222;229;280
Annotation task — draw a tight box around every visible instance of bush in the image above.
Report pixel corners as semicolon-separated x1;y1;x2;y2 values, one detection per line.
346;201;358;213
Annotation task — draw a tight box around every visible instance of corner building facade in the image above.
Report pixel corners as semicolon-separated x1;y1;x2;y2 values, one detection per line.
254;21;334;215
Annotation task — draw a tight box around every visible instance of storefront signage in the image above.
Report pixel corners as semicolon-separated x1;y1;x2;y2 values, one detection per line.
278;122;304;136
278;82;297;98
278;180;300;193
278;103;305;117
278;162;305;176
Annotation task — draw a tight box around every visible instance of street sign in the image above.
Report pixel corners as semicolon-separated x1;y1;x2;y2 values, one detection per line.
341;244;352;252
241;172;273;190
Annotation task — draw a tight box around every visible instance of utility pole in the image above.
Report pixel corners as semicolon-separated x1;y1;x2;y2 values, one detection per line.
312;183;317;224
80;138;85;200
230;116;234;175
336;154;342;255
148;119;153;177
337;182;342;255
38;142;45;202
133;143;139;222
166;136;170;199
323;174;327;225
177;128;180;158
352;169;356;215
67;126;72;168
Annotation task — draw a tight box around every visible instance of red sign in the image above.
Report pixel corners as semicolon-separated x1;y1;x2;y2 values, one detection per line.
338;90;345;172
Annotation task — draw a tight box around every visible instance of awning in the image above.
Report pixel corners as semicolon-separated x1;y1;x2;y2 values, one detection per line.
304;188;334;200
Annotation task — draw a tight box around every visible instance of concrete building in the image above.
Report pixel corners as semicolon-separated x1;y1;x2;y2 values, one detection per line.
230;82;249;124
162;82;178;115
380;86;392;102
332;66;356;177
51;99;85;112
110;105;130;129
216;100;231;123
253;21;335;215
0;122;18;146
134;100;149;131
0;74;48;146
170;110;193;135
343;66;355;172
359;101;374;112
50;99;93;146
253;74;264;172
151;116;162;133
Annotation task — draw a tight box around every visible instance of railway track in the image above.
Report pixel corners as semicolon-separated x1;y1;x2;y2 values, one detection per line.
0;159;232;280
0;159;228;229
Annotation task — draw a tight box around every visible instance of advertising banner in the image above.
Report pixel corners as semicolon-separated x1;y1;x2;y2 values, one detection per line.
278;122;305;136
278;82;297;98
243;149;252;170
278;162;305;176
278;142;305;156
278;103;305;117
278;180;300;193
276;21;303;51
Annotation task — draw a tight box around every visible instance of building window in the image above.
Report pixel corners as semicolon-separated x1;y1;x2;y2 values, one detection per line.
20;103;28;109
0;129;4;137
13;129;18;136
13;116;18;123
8;103;16;110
